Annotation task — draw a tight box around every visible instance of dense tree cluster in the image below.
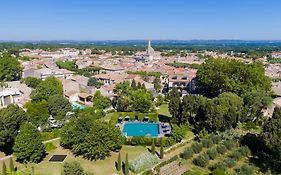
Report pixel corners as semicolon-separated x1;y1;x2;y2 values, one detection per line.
60;115;124;160
21;77;42;88
114;81;153;113
261;107;281;169
0;53;22;81
87;77;103;88
31;77;63;101
168;87;271;133
167;62;200;69
56;60;101;77
92;91;111;110
197;58;271;97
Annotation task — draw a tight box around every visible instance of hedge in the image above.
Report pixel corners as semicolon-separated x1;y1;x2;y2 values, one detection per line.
125;136;175;147
110;112;159;124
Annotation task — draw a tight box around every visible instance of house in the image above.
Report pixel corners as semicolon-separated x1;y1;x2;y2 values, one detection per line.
0;88;21;108
94;73;127;85
78;93;93;105
23;68;74;80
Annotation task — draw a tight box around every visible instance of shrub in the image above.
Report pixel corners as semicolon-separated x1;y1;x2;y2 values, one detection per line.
202;139;214;148
216;145;227;155
210;162;227;172
224;158;236;168
192;142;203;154
209;134;221;144
193;153;209;167
228;150;242;161
181;147;194;160
207;147;219;160
235;164;255;175
222;140;236;150
212;169;228;175
45;142;57;152
239;146;251;157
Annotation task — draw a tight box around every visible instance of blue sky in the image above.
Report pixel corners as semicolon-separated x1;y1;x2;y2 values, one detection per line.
0;0;280;40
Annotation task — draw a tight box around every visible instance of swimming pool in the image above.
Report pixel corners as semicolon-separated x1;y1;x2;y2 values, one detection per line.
71;102;86;110
122;122;159;137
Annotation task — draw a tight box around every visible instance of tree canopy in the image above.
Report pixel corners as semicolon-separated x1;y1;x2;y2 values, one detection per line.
47;94;71;121
262;107;281;169
87;77;103;88
24;101;49;127
31;77;63;101
0;105;27;148
0;54;22;81
197;58;271;97
13;122;45;163
92;91;111;110
60;115;124;160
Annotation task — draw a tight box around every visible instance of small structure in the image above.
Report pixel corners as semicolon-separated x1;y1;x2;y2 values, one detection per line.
0;88;21;108
49;155;67;162
124;116;130;122
144;116;149;122
118;117;123;123
78;93;92;105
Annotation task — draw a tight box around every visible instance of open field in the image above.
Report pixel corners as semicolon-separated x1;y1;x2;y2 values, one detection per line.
6;140;147;175
157;103;172;118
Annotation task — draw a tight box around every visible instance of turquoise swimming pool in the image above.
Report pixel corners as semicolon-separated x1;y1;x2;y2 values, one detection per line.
122;123;159;137
71;102;86;110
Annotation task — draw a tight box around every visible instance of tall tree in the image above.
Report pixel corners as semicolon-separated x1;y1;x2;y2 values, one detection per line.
47;94;71;121
117;152;121;171
153;77;161;92
9;157;15;172
160;139;164;159
243;91;272;122
0;104;27;148
168;88;182;123
197;58;271;97
125;153;129;175
92;91;111;110
31;77;63;101
0;54;22;81
23;77;42;88
60;117;124;160
262;107;281;169
131;79;137;90
2;162;7;175
13;122;45;163
151;139;155;155
87;77;103;88
24;101;49;127
130;89;152;113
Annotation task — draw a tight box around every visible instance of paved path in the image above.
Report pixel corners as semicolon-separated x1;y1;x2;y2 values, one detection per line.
0;137;61;161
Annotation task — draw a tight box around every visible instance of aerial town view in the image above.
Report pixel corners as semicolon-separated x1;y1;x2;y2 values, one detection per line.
0;0;281;175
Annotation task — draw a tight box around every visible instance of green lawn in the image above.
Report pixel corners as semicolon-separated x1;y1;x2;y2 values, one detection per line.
16;140;147;175
157;103;172;118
